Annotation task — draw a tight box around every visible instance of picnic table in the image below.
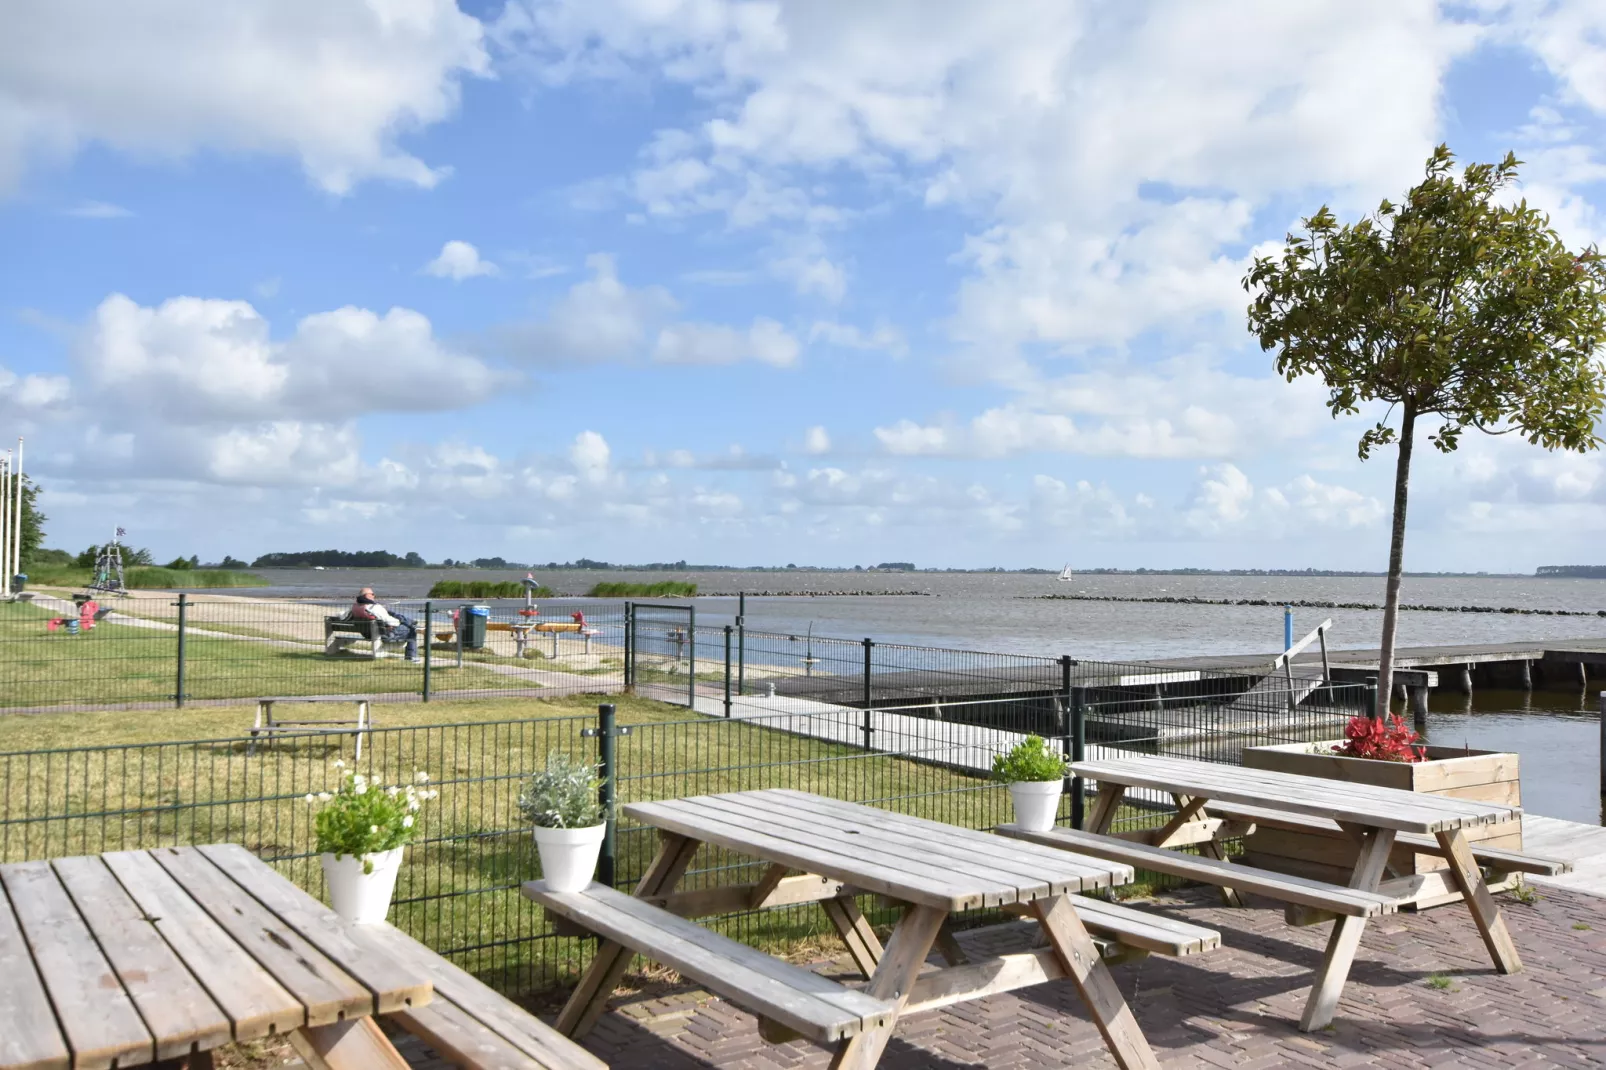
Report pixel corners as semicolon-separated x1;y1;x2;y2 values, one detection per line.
1004;754;1524;1031
0;844;603;1070
529;789;1180;1070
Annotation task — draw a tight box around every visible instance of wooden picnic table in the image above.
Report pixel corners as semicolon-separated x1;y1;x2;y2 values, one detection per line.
0;844;433;1070
550;788;1163;1070
1067;755;1524;1030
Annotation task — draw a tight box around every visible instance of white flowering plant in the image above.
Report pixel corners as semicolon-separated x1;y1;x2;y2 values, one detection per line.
306;761;439;872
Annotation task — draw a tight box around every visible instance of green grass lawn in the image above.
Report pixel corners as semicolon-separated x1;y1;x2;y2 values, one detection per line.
23;565;268;588
0;599;521;708
0;690;1175;994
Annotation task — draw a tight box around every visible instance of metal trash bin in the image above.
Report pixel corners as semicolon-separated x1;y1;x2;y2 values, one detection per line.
459;604;489;650
11;573;24;594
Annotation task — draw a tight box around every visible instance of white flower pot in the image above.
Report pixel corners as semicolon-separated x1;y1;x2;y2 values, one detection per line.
321;846;405;925
533;823;606;892
1009;779;1063;832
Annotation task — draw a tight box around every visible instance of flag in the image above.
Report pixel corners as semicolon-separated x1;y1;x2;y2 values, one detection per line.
116;527;126;538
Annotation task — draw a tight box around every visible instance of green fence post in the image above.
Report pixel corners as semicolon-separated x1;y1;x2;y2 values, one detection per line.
421;601;432;702
687;604;696;710
1057;654;1073;826
861;638;874;751
174;592;188;709
737;591;746;696
596;703;618;888
623;602;634;692
1071;685;1087;831
723;625;733;718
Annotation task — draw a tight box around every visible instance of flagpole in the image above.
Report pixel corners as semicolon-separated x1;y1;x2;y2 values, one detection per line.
11;433;21;584
0;451;10;597
11;437;22;586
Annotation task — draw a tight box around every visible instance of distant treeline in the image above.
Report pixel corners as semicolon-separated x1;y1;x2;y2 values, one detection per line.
587;581;698;598
254;550;426;568
427;580;555;599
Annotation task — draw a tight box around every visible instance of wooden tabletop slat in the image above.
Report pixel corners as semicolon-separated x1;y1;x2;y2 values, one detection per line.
765;790;1130;890
691;794;1034;906
100;849;307;1042
52;856;234;1062
147;847;373;1027
625;791;1131;910
0;882;69;1070
0;860;154;1070
626;797;981;909
1071;756;1517;834
195;844;431;1015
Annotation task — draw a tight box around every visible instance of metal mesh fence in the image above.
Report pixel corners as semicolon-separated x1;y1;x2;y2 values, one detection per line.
0;593;628;712
0;674;1367;994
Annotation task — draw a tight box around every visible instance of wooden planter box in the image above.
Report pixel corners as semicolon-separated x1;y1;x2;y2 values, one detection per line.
1240;742;1520;909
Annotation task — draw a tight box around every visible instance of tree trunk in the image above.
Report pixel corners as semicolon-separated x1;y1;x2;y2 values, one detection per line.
1376;401;1417;719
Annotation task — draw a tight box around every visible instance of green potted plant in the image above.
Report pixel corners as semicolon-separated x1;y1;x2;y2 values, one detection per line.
992;735;1069;832
305;761;438;924
519;753;607;892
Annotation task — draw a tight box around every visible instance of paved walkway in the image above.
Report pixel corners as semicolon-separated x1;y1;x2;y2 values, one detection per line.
371;883;1606;1070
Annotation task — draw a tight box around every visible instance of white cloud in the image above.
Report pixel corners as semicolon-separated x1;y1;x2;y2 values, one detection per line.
808;320;907;357
0;0;489;195
1183;464;1384;536
0;365;72;424
653;317;800;367
77;293;506;424
63;200;131;218
569;430;612;484
496;254;676;364
803;426;831;455
424;240;499;280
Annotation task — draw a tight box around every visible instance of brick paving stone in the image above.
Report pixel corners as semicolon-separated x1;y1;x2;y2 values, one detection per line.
388;884;1606;1068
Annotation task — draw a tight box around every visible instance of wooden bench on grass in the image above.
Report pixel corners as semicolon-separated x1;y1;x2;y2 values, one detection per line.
1200;799;1572;910
527;880;897;1048
251;696;374;760
999;824;1400;921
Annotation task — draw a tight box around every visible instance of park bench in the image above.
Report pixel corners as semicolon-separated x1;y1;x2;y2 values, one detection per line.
250;696;374;759
324;614;401;657
999;825;1400;920
528;879;897;1047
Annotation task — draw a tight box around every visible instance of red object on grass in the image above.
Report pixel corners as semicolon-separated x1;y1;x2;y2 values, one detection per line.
1335;713;1425;763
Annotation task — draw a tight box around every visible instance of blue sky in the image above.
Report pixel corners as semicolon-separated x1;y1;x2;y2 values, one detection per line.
2;0;1605;571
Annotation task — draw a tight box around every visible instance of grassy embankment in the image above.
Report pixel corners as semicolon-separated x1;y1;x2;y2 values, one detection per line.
586;581;697;597
426;580;557;598
24;565;268;589
0;598;516;708
0;690;1123;991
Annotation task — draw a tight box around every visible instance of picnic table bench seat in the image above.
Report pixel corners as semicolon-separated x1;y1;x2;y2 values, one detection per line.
1058;894;1220;958
1198;800;1571;878
998;824;1400;918
251;696;374;759
362;923;606;1070
527;879;896;1045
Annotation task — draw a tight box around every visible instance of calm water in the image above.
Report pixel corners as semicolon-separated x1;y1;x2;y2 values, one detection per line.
212;568;1605;821
233;567;1606;660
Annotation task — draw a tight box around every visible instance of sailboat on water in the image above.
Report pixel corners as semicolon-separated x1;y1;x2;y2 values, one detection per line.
1057;564;1074;581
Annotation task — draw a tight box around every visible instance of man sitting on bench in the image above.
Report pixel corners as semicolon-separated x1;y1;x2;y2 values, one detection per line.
350;587;418;661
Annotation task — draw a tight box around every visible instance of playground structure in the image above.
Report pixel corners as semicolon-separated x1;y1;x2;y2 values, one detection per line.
46;596;110;635
0;436;23;599
86;531;128;595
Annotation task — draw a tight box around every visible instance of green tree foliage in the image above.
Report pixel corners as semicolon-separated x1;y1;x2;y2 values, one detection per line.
1;474;46;569
1245;145;1606;708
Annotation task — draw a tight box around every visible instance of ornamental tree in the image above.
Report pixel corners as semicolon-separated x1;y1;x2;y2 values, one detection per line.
1244;145;1606;711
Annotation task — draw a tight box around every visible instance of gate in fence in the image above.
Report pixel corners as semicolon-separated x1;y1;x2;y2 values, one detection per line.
625;601;697;707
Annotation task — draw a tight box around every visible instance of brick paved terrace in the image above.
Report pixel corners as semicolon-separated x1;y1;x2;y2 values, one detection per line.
382;882;1606;1070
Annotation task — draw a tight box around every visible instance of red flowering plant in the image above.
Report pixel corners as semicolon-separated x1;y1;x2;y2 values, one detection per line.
1333;714;1426;763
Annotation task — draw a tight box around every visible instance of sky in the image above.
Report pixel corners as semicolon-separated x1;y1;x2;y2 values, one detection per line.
1;0;1605;572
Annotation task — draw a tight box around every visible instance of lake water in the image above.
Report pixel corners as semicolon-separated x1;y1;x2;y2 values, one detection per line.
211;568;1606;822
